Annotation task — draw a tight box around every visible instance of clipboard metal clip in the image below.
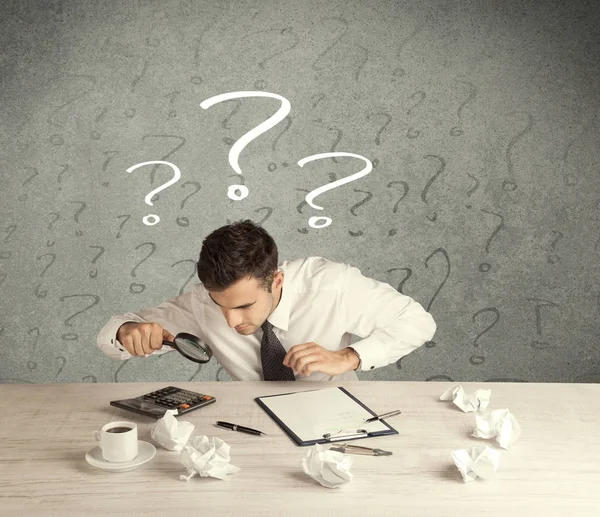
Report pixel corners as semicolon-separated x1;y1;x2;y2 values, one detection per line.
322;428;368;442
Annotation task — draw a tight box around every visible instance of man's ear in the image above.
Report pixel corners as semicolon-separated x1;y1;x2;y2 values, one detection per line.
272;270;284;290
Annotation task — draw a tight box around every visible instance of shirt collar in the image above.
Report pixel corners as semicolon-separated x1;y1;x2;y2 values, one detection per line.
266;267;290;331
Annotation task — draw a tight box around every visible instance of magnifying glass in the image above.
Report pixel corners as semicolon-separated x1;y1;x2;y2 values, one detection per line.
162;332;213;363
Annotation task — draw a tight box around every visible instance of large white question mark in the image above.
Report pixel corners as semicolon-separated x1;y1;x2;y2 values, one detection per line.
126;160;182;226
297;152;373;228
199;91;291;201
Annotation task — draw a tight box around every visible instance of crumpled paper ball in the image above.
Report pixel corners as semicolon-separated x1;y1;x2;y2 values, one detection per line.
472;408;521;450
302;444;353;488
179;435;241;481
151;409;195;451
440;385;491;412
452;444;501;482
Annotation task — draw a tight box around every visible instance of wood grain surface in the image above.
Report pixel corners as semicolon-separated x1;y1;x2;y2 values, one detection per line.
0;381;598;516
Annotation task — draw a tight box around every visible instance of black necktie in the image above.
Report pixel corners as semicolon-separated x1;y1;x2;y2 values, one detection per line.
260;320;295;381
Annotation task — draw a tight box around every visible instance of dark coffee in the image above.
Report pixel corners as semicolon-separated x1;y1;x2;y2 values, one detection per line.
106;426;132;433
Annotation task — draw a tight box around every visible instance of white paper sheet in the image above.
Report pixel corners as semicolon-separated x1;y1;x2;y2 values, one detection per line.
258;387;391;442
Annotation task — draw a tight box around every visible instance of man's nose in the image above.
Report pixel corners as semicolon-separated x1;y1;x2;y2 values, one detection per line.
224;310;242;328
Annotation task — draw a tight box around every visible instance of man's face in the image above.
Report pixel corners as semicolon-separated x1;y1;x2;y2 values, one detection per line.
208;272;283;335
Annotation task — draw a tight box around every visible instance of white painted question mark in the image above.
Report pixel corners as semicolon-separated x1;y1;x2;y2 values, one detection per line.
297;152;373;228
126;160;182;226
199;91;291;201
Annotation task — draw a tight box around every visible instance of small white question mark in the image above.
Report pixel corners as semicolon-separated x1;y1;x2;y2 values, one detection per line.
297;152;373;228
199;91;291;201
126;160;182;226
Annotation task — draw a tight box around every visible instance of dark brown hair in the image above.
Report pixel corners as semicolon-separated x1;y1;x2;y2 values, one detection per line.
197;220;278;291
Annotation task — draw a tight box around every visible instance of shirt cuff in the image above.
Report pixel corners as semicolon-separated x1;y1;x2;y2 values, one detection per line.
347;336;389;371
97;318;135;360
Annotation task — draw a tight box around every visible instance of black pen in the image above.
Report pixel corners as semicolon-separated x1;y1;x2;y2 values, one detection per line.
215;421;266;436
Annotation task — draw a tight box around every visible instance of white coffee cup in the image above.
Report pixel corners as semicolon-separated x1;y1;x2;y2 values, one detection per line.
93;421;138;462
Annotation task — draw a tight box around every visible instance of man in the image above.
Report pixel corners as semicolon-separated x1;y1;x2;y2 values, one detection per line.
97;220;436;381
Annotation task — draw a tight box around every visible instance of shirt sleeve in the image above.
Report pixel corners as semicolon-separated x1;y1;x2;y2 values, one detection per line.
336;264;436;371
96;291;198;360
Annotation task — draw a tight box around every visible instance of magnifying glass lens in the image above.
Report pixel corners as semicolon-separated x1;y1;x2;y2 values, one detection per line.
173;335;212;362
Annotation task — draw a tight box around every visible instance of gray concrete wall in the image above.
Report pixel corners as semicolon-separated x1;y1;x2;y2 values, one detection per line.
1;0;599;384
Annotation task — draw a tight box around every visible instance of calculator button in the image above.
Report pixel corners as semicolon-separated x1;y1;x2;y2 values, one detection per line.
202;395;212;400
179;403;190;409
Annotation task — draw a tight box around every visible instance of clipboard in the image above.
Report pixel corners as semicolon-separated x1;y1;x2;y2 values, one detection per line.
255;386;398;446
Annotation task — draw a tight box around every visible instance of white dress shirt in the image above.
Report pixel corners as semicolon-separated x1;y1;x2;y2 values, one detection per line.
96;256;436;381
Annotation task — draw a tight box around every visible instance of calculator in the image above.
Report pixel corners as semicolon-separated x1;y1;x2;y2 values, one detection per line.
110;386;216;419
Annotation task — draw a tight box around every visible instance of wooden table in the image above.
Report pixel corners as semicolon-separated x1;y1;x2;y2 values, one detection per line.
1;381;599;516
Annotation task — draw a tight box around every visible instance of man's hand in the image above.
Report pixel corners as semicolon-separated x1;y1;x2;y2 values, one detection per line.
283;342;359;377
116;322;176;357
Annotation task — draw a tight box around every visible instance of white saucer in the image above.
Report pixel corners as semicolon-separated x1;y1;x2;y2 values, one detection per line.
85;440;156;472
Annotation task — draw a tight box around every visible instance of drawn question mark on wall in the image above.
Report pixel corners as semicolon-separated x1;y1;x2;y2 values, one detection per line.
26;327;40;371
242;26;300;70
268;115;292;172
176;181;202;228
89;245;105;278
54;356;68;378
406;91;426;139
200;91;291;201
387;180;409;236
172;259;197;296
479;209;505;272
504;111;534;184
424;247;450;312
126;161;182;225
296;152;373;228
465;171;480;209
46;213;60;233
469;307;500;365
115;214;131;239
164;90;180;118
130;242;156;294
70;201;86;237
56;163;70;191
35;252;56;299
366;112;392;146
3;224;17;245
421;155;446;222
348;189;373;237
2;206;16;244
19;167;38;202
59;294;100;341
450;80;477;136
